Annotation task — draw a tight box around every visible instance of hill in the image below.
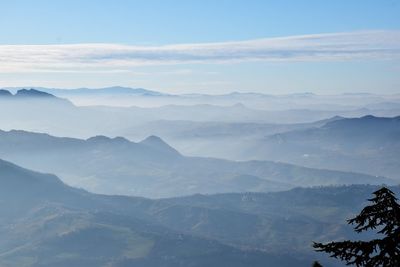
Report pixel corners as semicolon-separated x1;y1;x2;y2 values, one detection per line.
0;88;71;103
0;159;303;267
0;88;399;141
1;158;397;266
0;129;391;198
245;115;400;179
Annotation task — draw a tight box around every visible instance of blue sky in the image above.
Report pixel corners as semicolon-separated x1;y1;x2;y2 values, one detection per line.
0;0;400;94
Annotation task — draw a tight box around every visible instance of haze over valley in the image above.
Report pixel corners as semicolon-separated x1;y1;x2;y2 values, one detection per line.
0;86;399;266
1;1;400;266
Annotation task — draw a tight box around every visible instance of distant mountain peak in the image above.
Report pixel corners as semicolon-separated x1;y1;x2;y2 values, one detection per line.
94;86;165;96
330;115;345;120
360;115;378;120
140;135;180;155
0;89;12;97
359;115;400;122
112;136;130;143
0;88;73;106
0;158;67;194
315;115;345;126
16;88;56;98
86;135;131;145
141;135;167;145
85;134;182;157
86;135;112;142
42;86;169;96
325;115;400;127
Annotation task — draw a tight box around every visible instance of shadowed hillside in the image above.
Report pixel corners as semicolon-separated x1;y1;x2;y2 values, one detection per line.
0;129;391;198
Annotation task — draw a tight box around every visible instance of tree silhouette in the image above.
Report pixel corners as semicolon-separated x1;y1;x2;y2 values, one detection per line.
312;261;323;267
313;187;400;266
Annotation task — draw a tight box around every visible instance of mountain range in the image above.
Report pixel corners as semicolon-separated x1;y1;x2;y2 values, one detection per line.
0;88;398;182
243;115;400;179
4;86;400;112
0;88;399;139
1;87;399;266
119;115;400;179
0;88;71;102
119;116;343;158
0;129;391;198
0;158;304;267
1;158;397;267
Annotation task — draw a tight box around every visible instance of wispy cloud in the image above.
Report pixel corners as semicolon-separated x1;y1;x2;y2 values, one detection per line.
1;31;399;72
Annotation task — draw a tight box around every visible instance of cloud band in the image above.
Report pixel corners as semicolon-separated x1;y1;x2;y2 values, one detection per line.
0;31;399;72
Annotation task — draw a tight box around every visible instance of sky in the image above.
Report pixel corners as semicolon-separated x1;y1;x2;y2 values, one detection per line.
0;0;400;94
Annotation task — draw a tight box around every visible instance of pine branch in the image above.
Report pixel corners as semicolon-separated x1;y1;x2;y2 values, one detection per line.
313;187;400;266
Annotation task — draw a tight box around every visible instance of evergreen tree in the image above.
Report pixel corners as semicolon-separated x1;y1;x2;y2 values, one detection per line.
312;261;323;267
313;187;400;266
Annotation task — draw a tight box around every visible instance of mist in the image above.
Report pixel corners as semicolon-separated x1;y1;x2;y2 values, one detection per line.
2;1;400;266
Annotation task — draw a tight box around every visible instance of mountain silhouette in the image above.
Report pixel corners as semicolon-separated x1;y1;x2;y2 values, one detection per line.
0;129;392;198
0;158;308;267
